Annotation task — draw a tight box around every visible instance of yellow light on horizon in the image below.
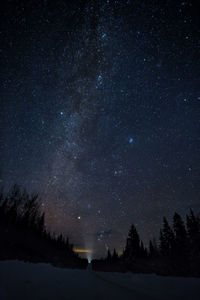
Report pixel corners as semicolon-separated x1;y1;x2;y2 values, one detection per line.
74;248;93;254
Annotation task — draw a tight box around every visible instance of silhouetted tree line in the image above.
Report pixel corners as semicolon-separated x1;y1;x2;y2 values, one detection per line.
92;211;200;276
0;185;87;269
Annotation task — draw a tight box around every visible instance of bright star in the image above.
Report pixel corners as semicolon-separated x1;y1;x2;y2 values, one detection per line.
98;75;103;82
129;138;133;143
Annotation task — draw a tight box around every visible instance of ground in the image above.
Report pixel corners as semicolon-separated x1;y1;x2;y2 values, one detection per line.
0;260;200;300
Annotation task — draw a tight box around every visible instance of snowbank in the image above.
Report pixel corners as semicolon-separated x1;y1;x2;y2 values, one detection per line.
0;260;199;300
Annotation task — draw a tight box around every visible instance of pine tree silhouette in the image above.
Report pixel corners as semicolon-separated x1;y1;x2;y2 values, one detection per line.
139;241;147;258
124;224;140;261
149;239;158;258
107;249;112;261
173;212;187;255
159;217;174;257
186;209;200;257
112;248;118;261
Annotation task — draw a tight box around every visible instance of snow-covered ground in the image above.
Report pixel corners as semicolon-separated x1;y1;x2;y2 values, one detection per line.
0;260;200;300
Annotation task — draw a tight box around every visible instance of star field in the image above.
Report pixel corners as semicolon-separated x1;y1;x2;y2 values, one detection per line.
0;0;200;257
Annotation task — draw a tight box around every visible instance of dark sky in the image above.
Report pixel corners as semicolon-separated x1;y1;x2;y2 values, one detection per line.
0;0;200;258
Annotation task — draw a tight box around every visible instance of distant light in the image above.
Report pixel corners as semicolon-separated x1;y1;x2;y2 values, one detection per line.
73;248;92;254
77;216;81;220
129;138;133;143
60;111;64;115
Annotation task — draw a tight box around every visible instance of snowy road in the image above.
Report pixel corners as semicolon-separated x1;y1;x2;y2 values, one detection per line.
0;261;200;300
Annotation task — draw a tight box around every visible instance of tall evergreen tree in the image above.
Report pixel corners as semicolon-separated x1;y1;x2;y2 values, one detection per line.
124;224;140;260
112;248;118;261
37;212;45;233
139;241;147;258
173;212;187;256
107;249;112;261
159;217;174;256
149;239;158;258
186;209;200;257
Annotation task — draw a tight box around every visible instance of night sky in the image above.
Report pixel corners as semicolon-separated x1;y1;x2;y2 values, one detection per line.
0;0;200;258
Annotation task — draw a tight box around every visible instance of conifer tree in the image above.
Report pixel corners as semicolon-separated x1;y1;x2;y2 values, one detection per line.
186;209;200;257
107;249;112;261
124;224;140;260
173;212;187;256
149;239;158;258
112;248;118;261
139;241;147;258
37;212;45;233
159;217;174;256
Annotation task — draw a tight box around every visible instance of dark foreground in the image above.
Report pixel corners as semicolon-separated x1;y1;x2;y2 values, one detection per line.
0;260;200;300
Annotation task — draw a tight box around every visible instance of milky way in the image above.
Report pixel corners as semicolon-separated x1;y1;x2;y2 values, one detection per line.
0;0;200;256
